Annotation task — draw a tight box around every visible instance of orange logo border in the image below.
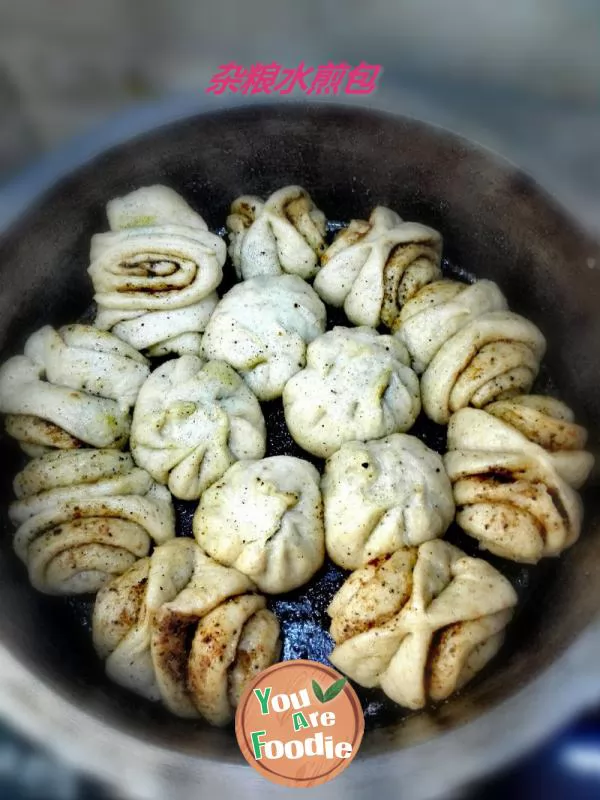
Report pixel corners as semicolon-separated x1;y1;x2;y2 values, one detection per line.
235;659;364;788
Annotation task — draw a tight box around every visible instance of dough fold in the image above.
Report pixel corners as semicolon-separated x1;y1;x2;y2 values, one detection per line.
283;326;420;458
194;456;325;593
227;186;326;280
420;310;546;424
0;324;149;455
314;206;442;329
323;434;455;570
328;540;517;709
89;185;225;356
397;279;508;374
9;449;175;594
444;406;588;562
93;538;280;725
130;355;266;500
485;394;594;489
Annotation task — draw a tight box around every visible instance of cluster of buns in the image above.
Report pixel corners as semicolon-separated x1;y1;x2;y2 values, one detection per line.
0;188;287;727
0;183;593;726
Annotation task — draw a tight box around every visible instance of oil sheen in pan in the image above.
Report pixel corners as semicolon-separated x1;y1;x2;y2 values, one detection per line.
59;221;556;731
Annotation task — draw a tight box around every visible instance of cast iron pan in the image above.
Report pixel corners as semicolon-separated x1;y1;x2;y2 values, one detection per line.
0;104;600;799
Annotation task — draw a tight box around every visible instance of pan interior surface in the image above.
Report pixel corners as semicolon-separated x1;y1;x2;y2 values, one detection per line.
0;104;599;764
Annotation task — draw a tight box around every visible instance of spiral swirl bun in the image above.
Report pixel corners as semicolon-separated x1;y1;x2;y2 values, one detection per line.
328;540;517;709
9;449;175;595
89;185;226;357
397;279;508;374
93;539;280;726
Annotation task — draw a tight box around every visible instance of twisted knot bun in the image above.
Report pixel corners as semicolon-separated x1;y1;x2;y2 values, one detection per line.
328;540;517;709
93;539;280;726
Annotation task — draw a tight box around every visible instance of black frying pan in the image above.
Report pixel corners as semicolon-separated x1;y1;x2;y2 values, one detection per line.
0;103;600;800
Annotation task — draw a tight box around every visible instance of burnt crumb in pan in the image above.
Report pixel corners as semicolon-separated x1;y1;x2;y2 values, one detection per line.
30;221;556;732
